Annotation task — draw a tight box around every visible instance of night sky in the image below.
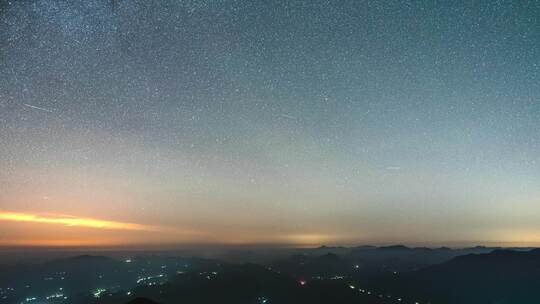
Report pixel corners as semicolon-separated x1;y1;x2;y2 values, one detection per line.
0;1;539;247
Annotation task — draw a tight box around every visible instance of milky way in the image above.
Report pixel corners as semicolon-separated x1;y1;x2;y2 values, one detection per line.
0;1;539;247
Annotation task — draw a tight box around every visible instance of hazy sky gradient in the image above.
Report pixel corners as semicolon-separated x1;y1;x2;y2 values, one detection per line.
0;0;539;247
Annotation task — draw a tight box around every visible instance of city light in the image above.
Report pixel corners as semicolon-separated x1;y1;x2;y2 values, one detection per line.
92;288;106;298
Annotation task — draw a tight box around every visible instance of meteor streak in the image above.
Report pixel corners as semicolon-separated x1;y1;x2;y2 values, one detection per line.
22;103;54;113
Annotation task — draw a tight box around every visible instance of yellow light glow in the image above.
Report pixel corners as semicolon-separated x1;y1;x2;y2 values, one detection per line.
0;211;154;231
0;238;121;247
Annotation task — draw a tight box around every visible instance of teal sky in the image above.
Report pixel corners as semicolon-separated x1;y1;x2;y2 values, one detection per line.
0;1;539;247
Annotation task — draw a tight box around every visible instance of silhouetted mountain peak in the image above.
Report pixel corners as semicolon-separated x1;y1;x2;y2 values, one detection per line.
379;245;410;251
316;245;345;250
529;248;540;254
353;245;377;250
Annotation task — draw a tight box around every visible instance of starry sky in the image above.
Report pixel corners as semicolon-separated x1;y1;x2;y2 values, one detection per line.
0;0;539;248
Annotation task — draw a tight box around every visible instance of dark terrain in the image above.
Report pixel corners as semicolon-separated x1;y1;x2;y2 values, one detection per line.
0;246;537;304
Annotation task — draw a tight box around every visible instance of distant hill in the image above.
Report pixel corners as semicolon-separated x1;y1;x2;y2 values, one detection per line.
46;254;116;268
364;249;540;304
272;245;504;278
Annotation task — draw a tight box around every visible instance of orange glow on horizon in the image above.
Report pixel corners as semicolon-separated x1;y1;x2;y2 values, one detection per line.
0;238;123;247
0;210;155;231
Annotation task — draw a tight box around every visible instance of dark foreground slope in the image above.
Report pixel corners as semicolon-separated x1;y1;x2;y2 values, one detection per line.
126;298;160;304
362;249;540;304
99;264;386;304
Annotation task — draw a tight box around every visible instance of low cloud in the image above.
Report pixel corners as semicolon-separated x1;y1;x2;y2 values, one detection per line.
0;211;155;231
